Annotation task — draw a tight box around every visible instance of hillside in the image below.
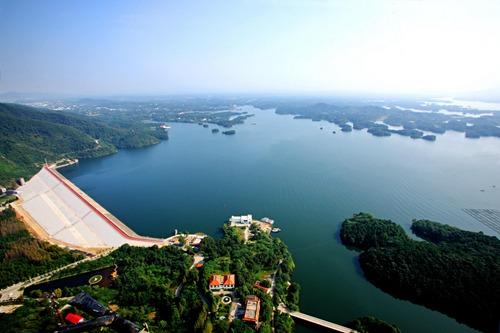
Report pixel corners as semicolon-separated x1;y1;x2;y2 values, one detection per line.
0;103;168;185
0;208;84;289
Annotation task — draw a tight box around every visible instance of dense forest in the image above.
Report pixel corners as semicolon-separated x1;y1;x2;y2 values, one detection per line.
0;224;298;333
346;316;401;333
340;213;500;333
0;103;168;185
0;208;84;289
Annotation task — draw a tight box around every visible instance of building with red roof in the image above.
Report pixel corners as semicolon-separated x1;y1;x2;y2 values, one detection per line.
253;281;271;294
65;313;84;325
209;274;235;290
243;295;261;323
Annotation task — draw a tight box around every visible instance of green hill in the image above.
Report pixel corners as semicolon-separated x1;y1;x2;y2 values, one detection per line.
0;103;168;185
340;213;500;333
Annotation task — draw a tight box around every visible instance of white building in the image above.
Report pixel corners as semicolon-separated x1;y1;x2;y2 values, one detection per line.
229;214;253;226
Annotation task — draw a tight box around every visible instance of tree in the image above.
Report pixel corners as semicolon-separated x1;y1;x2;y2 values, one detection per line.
259;322;272;333
53;288;62;298
274;313;294;333
202;320;213;333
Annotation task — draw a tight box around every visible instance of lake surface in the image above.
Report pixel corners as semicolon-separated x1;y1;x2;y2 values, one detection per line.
61;106;500;333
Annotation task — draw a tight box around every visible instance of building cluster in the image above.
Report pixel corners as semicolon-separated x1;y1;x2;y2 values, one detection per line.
208;274;235;291
207;274;262;324
228;215;276;235
229;214;253;227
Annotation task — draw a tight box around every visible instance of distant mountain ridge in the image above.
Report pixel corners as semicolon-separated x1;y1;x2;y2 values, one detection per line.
0;103;168;185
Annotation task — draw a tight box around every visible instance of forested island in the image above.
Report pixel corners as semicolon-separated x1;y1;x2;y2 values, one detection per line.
340;213;500;333
275;102;500;140
0;223;299;333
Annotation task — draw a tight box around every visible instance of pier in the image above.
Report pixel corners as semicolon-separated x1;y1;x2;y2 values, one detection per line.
277;304;358;333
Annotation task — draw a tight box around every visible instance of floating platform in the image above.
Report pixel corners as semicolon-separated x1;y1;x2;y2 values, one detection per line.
463;208;500;235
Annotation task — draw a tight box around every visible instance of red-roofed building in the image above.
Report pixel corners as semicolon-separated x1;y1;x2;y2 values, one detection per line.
65;313;84;325
243;295;260;323
253;281;271;294
209;274;235;290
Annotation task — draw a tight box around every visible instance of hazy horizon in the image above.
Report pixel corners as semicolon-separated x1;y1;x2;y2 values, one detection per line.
1;0;500;98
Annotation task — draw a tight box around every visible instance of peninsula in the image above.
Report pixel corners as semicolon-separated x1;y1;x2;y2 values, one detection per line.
340;213;500;333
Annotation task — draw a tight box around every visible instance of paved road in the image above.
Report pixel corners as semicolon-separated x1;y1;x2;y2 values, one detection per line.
0;249;113;305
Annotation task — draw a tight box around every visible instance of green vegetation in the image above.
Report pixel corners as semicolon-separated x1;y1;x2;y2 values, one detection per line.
0;208;84;289
0;298;61;333
0;103;168;185
201;225;298;309
0;195;17;206
340;212;500;333
1;225;298;332
346;316;401;333
340;213;408;250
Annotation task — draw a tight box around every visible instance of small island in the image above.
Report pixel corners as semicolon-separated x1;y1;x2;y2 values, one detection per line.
212;128;220;133
222;129;236;135
340;212;500;333
422;134;436;141
276;102;500;140
340;124;352;132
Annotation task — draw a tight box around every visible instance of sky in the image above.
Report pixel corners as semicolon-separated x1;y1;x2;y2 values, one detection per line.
1;0;500;97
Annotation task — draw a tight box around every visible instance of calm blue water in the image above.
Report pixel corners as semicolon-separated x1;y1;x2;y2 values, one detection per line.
61;106;500;333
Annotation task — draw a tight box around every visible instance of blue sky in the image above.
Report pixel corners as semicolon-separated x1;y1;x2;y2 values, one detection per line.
1;0;499;96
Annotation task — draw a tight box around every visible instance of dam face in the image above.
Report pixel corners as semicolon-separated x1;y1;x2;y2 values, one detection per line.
16;166;164;250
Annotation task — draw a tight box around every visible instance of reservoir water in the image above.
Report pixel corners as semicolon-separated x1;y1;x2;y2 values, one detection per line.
61;106;500;333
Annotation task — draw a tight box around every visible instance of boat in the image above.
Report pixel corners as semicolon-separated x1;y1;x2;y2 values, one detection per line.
271;228;281;233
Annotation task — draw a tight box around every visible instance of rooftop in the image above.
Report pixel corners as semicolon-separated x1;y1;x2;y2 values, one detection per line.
243;295;260;323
